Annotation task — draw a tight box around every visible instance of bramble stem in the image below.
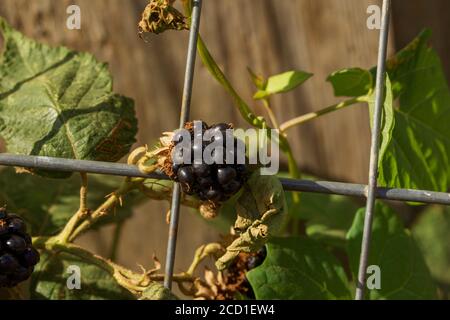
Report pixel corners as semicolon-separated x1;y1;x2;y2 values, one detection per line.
32;236;196;296
55;173;89;243
280;96;368;132
186;243;222;276
68;178;139;241
79;172;88;213
262;98;280;129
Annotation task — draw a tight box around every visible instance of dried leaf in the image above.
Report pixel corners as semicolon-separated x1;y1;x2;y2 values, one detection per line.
216;171;286;270
138;0;188;36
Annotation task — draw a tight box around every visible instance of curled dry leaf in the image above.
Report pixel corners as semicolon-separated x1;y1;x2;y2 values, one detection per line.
138;0;188;36
216;171;286;270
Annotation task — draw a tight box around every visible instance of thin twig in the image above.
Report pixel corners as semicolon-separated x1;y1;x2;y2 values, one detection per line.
262;98;280;129
280;96;367;133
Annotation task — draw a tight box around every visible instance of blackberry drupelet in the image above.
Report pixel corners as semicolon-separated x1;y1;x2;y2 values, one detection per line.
0;207;40;288
169;121;249;204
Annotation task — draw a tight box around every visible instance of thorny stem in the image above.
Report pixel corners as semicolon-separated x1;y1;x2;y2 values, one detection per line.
55;173;89;243
279;96;368;132
68;178;140;242
33;236;196;295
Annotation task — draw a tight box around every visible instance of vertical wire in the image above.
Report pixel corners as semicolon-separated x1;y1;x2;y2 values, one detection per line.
163;0;203;290
355;0;391;300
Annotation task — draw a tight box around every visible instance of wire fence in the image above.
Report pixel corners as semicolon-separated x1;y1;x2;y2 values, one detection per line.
0;0;446;300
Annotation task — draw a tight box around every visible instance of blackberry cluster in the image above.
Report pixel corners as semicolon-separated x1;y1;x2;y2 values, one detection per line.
0;208;40;288
171;121;249;203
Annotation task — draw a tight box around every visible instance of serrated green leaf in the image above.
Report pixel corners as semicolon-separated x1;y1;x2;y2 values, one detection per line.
30;249;135;300
0;167;143;236
346;202;437;299
0;17;137;178
376;30;450;191
247;237;351;299
327;68;372;97
412;206;450;286
253;70;312;100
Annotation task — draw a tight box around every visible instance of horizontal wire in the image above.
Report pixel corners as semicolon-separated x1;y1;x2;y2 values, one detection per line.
1;153;449;205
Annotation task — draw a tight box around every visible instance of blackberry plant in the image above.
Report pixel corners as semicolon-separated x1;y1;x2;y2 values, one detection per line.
0;0;449;301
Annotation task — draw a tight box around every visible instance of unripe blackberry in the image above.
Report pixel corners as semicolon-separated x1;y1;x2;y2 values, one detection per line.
0;207;40;288
165;121;250;209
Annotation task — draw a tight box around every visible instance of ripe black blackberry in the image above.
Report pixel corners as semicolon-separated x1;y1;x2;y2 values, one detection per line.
168;121;249;205
0;207;40;288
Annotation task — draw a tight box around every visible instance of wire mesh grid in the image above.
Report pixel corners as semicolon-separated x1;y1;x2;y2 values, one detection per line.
0;0;444;300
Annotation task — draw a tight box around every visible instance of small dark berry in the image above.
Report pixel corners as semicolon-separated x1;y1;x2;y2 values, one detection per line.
177;166;195;185
198;191;208;201
0;254;20;273
192;163;210;177
205;189;222;201
22;247;40;267
9;266;33;283
217;167;237;185
8;218;27;235
5;235;27;253
198;177;214;189
236;164;247;175
222;180;241;195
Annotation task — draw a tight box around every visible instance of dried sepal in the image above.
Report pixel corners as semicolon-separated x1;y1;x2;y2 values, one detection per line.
138;0;188;37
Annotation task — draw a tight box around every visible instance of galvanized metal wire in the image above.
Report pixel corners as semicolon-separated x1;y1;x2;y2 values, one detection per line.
163;0;203;290
0;0;447;300
355;0;391;300
2;153;450;205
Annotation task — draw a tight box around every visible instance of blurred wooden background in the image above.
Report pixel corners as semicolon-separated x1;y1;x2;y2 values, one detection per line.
0;0;449;280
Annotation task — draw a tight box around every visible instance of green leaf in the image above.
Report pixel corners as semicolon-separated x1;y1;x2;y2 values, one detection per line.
279;172;358;246
412;206;450;286
0;167;143;236
139;282;179;300
253;70;312;100
247;67;266;90
376;30;450;191
289;192;359;246
327;68;372;97
0;17;137;178
30;249;135;300
247;237;351;299
368;75;394;166
346;202;437;299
